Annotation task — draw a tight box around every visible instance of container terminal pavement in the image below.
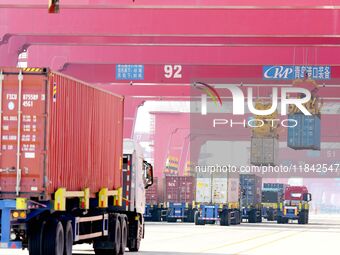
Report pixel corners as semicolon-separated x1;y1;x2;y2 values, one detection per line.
4;215;340;255
0;1;340;255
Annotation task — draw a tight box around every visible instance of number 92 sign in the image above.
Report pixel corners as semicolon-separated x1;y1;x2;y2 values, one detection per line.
164;65;182;79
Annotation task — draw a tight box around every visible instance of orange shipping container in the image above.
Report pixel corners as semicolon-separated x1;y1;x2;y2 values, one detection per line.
0;68;124;200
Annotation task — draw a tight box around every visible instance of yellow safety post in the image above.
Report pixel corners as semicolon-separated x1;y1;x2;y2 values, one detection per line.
16;198;27;210
54;187;90;211
98;188;109;208
54;188;67;211
99;187;123;208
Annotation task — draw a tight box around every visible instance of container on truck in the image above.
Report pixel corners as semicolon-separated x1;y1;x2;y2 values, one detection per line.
194;172;241;226
240;174;262;223
144;175;196;222
0;68;153;255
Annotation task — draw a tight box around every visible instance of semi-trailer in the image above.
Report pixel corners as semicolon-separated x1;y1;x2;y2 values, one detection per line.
240;174;262;223
261;183;287;221
194;172;241;226
0;68;153;255
277;186;312;224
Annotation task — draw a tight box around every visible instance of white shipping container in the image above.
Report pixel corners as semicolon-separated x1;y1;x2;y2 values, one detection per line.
212;178;228;204
195;173;240;204
196;178;211;203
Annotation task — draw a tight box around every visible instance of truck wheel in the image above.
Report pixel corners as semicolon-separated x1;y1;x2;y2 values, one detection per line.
256;210;262;223
248;210;256;223
112;215;122;254
220;210;230;226
298;211;306;224
235;211;241;225
277;216;282;224
63;221;73;255
128;219;142;252
184;209;195;223
42;219;64;255
119;216;127;255
28;220;46;255
194;211;204;225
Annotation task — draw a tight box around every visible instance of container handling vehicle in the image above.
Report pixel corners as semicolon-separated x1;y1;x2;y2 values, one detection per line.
261;183;287;221
277;185;312;224
0;68;153;255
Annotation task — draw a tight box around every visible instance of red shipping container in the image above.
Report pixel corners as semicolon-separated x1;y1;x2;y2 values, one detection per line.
146;177;158;204
178;176;196;203
0;68;124;200
164;176;179;203
164;176;196;203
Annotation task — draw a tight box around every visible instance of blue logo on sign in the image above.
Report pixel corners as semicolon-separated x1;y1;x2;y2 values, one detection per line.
263;65;331;80
116;64;144;80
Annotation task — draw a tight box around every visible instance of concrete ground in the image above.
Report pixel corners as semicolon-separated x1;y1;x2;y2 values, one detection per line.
1;214;339;255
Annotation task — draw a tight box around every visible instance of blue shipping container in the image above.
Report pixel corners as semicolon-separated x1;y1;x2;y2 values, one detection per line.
287;114;321;150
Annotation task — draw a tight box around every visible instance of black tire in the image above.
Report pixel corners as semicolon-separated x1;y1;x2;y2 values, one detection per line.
298;211;306;224
220;210;230;226
112;215;122;255
119;216;127;255
235;211;241;225
94;214;121;255
42;219;64;255
128;218;142;252
194;211;204;225
256;210;262;223
184;209;196;223
267;210;274;221
277;216;282;224
63;221;73;255
248;210;256;223
28;220;46;255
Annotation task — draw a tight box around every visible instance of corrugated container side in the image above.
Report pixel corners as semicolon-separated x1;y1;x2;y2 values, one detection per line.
164;176;179;203
47;73;124;197
288;114;321;150
0;69;124;199
195;178;211;203
196;173;240;204
178;176;196;203
146;177;158;204
164;176;196;203
227;177;240;203
240;174;262;206
250;137;278;166
212;178;228;204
